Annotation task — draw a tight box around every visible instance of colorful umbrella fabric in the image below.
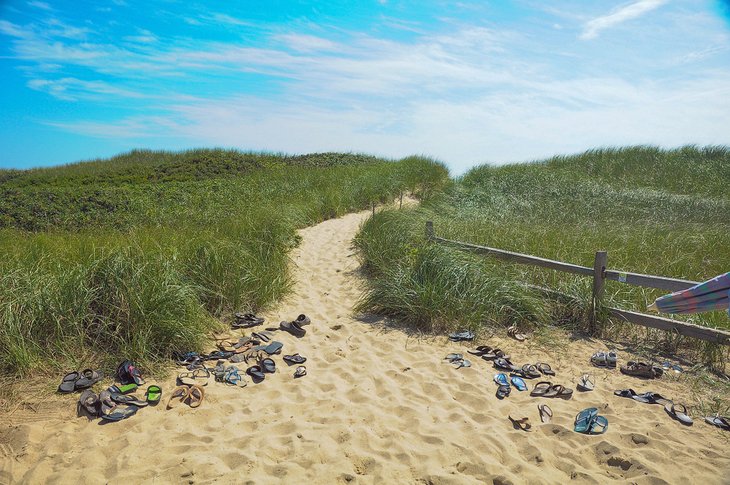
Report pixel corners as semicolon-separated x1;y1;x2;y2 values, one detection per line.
648;272;730;315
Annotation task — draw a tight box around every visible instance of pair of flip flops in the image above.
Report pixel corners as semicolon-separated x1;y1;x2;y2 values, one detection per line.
574;408;608;434
591;350;617;368
232;312;264;328
247;357;276;383
468;346;509;361
448;330;474;342
614;389;692;425
58;369;103;393
167;385;205;409
620;361;664;379
530;381;573;399
507;325;528;342
280;314;311;338
444;353;471;369
178;367;211;387
494;373;526;397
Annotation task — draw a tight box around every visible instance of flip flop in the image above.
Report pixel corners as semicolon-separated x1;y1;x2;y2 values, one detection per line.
224;367;247;387
448;330;475;342
260;358;276;373
508;416;531;431
574;408;598;433
494;357;519;372
203;350;234;361
294;366;307;378
588;415;609;434
577;374;595;392
591;350;617;368
468;346;493;356
58;371;80;393
704;415;730;431
233;312;265;328
496;385;511;399
494;373;510;387
255;341;283;355
145;385;162;405
116;360;144;385
247;365;265;383
453;359;471;369
538;404;553;423
632;392;670;405
186;385;205;408
77;389;100;418
519;364;541;379
665;402;693;426
110;392;148;407
481;348;509;361
530;381;552;397
544;384;573;399
445;353;463;362
108;383;138;394
74;369;102;390
283;354;307;365
100;404;139;422
178;367;211;387
507;325;527;342
614;388;637;398
536;363;555;376
510;375;527;391
166;386;190;409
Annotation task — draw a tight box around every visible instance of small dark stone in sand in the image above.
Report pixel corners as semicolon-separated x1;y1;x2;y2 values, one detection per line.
331;324;343;331
402;367;411;372
341;473;356;482
181;471;194;478
297;433;303;439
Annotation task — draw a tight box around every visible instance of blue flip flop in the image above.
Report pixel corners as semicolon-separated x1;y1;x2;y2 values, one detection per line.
574;407;599;433
510;375;527;391
494;373;509;386
588;415;608;434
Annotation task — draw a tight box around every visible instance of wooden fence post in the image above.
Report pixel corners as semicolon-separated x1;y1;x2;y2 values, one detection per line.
425;221;434;240
590;251;608;331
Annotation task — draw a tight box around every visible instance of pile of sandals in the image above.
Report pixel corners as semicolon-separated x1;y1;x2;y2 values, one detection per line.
70;360;162;422
169;313;311;406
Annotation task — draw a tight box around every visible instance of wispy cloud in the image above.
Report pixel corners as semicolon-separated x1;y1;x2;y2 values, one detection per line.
27;1;51;10
27;77;146;101
581;0;668;40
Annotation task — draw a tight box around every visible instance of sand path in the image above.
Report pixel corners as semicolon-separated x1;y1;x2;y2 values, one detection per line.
2;208;729;484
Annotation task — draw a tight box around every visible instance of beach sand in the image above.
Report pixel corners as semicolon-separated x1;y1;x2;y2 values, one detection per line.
1;208;729;484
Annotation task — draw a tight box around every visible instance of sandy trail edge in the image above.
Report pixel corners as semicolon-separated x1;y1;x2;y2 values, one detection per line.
2;208;729;485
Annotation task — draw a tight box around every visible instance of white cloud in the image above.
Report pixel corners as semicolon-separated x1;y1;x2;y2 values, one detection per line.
28;1;51;10
27;77;146;101
581;0;668;40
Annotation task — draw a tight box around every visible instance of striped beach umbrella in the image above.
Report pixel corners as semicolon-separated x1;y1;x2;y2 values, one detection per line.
648;272;730;315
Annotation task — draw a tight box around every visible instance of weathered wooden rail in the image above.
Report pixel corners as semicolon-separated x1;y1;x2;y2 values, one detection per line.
425;221;730;345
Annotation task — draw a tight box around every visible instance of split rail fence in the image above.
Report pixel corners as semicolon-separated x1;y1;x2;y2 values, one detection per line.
425;221;730;345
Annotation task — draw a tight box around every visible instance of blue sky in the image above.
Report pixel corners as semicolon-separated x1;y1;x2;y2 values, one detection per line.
1;1;729;173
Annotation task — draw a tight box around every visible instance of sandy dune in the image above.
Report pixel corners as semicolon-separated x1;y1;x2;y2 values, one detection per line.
1;208;729;484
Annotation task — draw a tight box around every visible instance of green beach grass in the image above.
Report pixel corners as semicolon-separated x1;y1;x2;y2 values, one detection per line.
0;150;449;376
355;146;730;364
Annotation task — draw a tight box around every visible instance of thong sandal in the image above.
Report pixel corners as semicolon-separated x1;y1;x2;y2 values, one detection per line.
510;375;527;391
100;403;139;422
77;389;100;418
538;404;553;423
544;384;573;399
166;386;190;409
186;385;205;408
294;365;307;378
110;393;148;407
178;367;211;387
574;407;598;433
577;374;595;392
704;414;730;431
75;369;103;390
530;381;552;397
508;416;531;431
536;363;555;376
481;348;509;361
665;402;693;425
519;364;541;379
283;353;307;365
247;365;265;383
468;345;493;356
507;325;527;342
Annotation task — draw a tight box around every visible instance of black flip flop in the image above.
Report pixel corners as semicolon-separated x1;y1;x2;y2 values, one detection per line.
519;364;541;379
257;341;283;355
467;345;493;356
100;404;139;422
260;358;276;374
110;392;148;407
247;365;265;383
614;388;637;398
448;330;475;342
536;363;555;376
58;371;80;394
665;402;693;426
283;354;307;365
530;381;552;397
493;357;519;372
496;384;511;399
294;366;307;378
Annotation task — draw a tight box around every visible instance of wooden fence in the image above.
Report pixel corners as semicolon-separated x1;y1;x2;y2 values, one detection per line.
425;221;730;345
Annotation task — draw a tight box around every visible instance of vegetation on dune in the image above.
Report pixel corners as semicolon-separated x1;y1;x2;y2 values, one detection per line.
0;150;449;375
355;146;730;363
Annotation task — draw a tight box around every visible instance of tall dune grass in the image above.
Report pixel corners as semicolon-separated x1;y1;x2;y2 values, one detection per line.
355;146;730;363
0;151;449;375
